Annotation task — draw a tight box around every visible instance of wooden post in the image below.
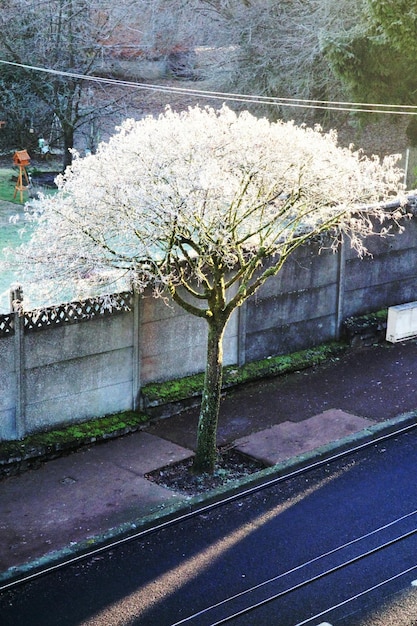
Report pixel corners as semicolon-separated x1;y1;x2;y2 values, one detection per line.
13;165;30;202
12;150;31;202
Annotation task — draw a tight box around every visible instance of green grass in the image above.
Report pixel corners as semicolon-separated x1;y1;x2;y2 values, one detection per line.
0;166;58;204
0;173;35;307
0;167;23;204
0;166;58;309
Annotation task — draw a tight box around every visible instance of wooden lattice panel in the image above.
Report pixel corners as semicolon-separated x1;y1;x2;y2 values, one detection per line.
24;292;133;333
0;314;15;337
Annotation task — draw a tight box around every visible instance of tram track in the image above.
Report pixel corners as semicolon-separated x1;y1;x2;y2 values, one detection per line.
293;560;417;626
169;510;417;625
1;416;417;597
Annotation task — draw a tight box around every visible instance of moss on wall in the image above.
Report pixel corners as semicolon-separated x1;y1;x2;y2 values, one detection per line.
141;341;348;407
0;411;149;464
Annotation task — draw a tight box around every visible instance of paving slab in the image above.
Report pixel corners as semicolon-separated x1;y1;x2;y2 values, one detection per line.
0;431;193;571
234;409;373;466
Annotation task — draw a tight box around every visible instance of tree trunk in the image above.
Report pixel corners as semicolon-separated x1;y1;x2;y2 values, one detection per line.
62;121;74;170
193;319;226;474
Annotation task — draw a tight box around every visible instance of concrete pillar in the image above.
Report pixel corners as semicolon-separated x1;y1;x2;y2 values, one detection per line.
335;237;346;340
10;284;26;439
132;291;141;410
404;146;417;191
237;299;247;367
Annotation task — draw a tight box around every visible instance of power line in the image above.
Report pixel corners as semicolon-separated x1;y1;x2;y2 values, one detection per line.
1;57;417;116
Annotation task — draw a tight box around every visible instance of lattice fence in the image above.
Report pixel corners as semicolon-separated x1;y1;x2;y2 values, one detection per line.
0;314;14;337
23;291;133;333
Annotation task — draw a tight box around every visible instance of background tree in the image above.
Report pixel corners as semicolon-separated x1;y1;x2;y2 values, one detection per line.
0;0;109;167
12;106;404;472
323;0;417;133
0;64;50;153
0;0;167;168
0;0;221;166
0;0;369;165
191;0;354;123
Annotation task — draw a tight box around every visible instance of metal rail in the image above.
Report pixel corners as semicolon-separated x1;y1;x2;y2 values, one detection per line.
170;508;417;625
196;526;417;625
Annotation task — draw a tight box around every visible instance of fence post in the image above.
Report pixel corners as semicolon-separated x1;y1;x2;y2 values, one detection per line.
335;237;346;340
10;284;26;439
237;300;247;367
132;291;141;410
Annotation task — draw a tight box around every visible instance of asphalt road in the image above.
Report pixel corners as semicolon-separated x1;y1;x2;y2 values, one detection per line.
2;427;417;626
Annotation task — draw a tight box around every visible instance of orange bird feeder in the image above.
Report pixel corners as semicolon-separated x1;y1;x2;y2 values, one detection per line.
13;150;31;202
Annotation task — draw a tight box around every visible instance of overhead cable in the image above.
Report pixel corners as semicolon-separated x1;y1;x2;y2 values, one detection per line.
1;57;417;116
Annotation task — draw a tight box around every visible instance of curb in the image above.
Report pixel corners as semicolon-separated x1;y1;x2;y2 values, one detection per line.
1;409;416;590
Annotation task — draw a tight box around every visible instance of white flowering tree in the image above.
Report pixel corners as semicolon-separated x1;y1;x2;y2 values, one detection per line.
15;106;404;472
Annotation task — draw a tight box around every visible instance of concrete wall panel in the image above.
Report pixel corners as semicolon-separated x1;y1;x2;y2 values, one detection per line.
256;248;338;299
25;348;133;404
247;285;338;332
24;313;133;369
343;278;417;319
0;336;14;373
246;315;336;361
141;305;238;383
345;249;417;291
25;381;133;434
0;409;16;440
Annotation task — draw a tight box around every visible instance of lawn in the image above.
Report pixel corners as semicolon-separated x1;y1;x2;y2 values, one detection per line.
0;166;38;311
0;195;33;312
0;167;26;204
0;163;78;313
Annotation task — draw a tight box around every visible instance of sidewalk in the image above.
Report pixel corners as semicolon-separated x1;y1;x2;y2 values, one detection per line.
1;340;417;585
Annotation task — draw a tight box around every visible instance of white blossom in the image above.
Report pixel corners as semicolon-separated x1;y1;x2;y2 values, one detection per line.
6;105;405;304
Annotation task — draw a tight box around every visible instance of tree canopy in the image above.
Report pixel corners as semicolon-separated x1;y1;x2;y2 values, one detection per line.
12;106;405;471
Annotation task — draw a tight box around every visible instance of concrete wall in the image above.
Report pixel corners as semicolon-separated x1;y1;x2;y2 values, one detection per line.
343;219;417;318
0;306;137;441
0;334;16;440
242;220;417;361
243;243;340;361
1;218;417;441
140;289;239;385
22;313;135;434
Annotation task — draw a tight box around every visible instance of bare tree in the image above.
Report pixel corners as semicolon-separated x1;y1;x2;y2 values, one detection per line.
191;0;353;123
10;106;405;472
0;0;228;166
0;0;167;168
0;0;360;166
